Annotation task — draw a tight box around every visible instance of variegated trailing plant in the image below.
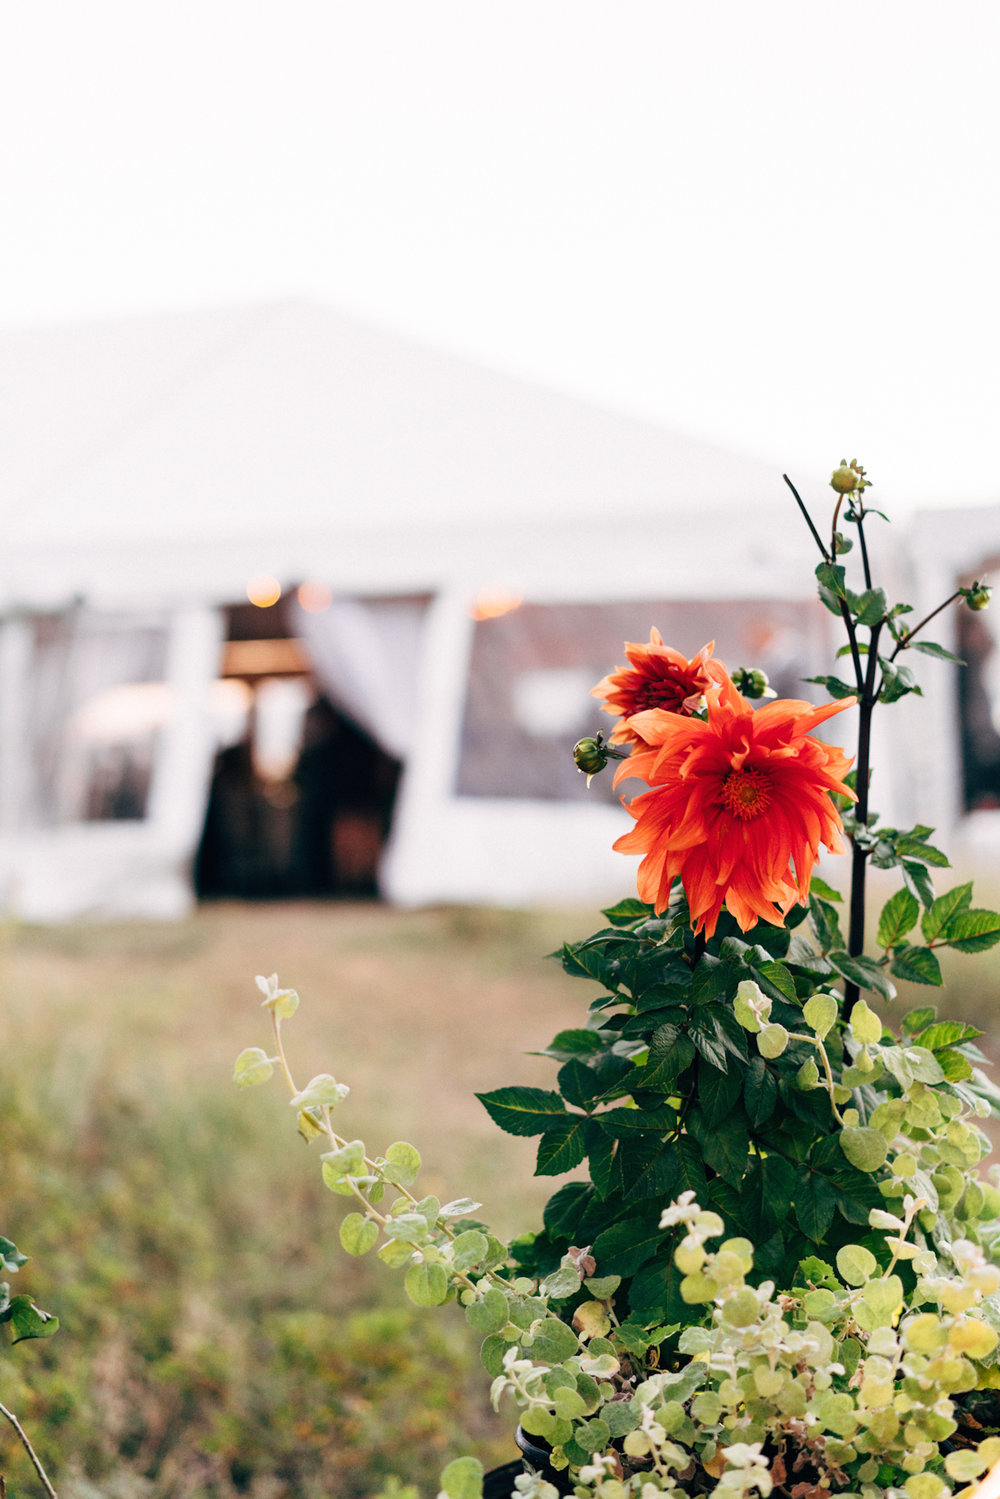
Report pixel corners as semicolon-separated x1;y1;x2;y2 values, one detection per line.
237;461;1000;1499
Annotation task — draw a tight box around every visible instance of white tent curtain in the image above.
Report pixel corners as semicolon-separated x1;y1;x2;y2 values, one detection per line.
288;596;428;763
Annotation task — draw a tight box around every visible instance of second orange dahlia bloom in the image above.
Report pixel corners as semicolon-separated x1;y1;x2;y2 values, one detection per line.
613;675;855;937
591;632;727;745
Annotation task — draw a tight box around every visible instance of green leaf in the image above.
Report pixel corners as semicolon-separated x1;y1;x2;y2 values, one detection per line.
698;1113;751;1189
602;897;651;927
840;1127;889;1173
530;1317;581;1363
803;992;839;1040
634;1024;696;1090
836;1243;878;1286
828;951;896;1000
901;1005;938;1035
233;1047;275;1088
902;860;937;908
339;1212;379;1256
451;1230;489;1272
404;1261;450;1307
803;674;857;699
921;882;974;942
0;1237;28;1274
889;945;943;986
289;1073;350;1110
796;1172;839;1243
815;561;848;614
594;1106;675;1136
855;588;889;626
896;836;949;868
743;1054;779;1127
942;908;1000;953
544;1028;606;1059
879;657;922;704
811;877;843;903
476;1087;567;1136
809;897;844;953
593;1213;665;1277
465;1288;509;1334
752;960;798;1003
877;888;919;949
536;1117;589;1175
382;1140;422;1186
439;1456;484;1499
850;999;882;1045
910;639;965;665
916;1020;984;1049
5;1296;59;1342
698;1064;744;1126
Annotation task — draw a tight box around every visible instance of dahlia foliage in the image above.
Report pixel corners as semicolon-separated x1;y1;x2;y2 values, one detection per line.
601;661;856;936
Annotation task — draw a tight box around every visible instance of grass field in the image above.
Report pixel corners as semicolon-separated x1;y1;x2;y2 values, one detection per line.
1;891;999;1498
0;901;598;1499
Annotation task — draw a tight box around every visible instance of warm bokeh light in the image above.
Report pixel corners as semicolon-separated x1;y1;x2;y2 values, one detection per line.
469;586;524;621
247;573;282;608
297;579;333;614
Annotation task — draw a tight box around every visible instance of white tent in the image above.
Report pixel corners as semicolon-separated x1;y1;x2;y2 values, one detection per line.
0;301;867;919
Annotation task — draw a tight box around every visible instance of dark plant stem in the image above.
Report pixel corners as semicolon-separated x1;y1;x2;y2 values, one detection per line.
890;590;964;662
856;513;873;592
783;475;829;561
842;621;883;1020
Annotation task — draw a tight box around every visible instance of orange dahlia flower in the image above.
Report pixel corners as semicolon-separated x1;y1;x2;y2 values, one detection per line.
591;632;727;746
613;676;855;936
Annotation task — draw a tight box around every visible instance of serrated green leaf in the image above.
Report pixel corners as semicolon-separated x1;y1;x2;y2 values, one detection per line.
896;836;949;868
475;1087;567;1136
743;1054;779;1127
889;945;943;986
811;877;843;903
592;1213;665;1277
901;1004;938;1034
796;1172;839;1243
536;1117;589;1176
902;860;937;908
943;908;1000;953
877;888;919;948
828;951;896;1000
917;1020;984;1049
921;882;974;941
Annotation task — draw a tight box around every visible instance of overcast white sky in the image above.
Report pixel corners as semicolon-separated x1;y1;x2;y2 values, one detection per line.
3;1;999;513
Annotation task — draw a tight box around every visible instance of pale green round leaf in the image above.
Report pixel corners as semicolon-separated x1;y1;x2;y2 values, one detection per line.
233;1048;275;1088
384;1141;422;1186
796;1058;820;1090
758;1023;789;1059
438;1455;484;1499
836;1244;878;1286
451;1230;489;1272
405;1261;450;1306
289;1073;350;1110
803;992;839;1040
840;1126;889;1173
850;999;882;1046
339;1212;379;1256
944;1451;988;1483
465;1288;509;1334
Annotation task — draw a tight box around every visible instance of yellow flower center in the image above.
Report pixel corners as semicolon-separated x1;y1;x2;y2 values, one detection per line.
721;767;771;821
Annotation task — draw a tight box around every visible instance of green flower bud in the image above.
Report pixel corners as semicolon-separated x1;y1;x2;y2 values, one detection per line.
731;667;770;700
964;581;991;611
573;736;609;777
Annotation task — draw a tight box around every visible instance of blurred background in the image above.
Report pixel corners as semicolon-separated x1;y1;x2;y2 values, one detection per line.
3;2;1000;1494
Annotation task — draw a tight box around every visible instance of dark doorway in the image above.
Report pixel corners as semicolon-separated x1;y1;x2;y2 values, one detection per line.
194;600;402;899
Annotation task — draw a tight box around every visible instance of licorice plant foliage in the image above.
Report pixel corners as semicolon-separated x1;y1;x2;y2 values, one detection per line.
237;461;1000;1499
